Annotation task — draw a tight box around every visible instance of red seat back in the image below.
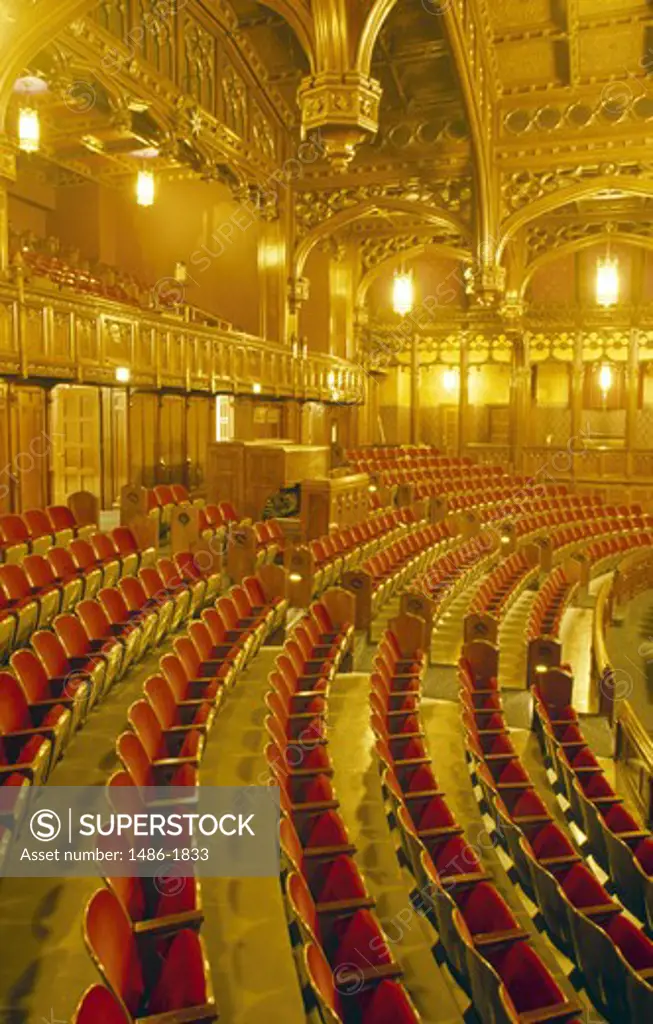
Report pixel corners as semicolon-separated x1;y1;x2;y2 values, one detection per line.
84;889;143;1013
73;984;130;1024
46;505;77;531
23;509;53;540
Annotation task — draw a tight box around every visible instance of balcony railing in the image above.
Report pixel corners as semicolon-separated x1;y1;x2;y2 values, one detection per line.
0;280;365;404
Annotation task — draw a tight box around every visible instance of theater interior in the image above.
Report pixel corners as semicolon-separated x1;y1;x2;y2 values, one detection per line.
2;0;653;1022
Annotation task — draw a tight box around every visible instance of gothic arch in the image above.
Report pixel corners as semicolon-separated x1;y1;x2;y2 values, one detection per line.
295;199;470;276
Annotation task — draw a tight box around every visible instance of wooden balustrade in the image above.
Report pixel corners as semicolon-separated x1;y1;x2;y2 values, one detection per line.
591;549;653;823
0;281;365;403
615;700;653;826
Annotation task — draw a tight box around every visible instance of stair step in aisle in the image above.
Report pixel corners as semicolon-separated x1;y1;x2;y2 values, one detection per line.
199;645;307;1024
327;669;467;1024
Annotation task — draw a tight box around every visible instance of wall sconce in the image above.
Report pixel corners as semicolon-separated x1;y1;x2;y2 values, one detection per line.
252;382;262;394
18;107;40;152
289;572;303;583
392;271;414;316
136;169;155;207
174;261;187;283
115;366;131;384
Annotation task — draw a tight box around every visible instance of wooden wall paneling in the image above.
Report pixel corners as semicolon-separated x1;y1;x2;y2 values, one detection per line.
0;289;19;375
49;384;101;506
10;384;50;511
129;391;158;487
187;396;213;492
160;394;186;482
100;386;129;509
0;380;11;513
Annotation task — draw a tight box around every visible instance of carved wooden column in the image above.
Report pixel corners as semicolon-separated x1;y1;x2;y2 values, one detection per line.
458;333;469;457
571;330;584;483
0;136;16;274
626;328;639;478
410;333;420;444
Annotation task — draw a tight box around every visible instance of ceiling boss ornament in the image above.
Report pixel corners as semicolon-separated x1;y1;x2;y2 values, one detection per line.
297;72;382;172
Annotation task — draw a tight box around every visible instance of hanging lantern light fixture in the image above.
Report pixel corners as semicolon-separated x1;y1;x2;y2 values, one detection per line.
18;107;40;152
392;270;414;316
136;169;155;207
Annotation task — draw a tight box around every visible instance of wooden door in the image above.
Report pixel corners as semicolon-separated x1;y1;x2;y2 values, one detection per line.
100;387;128;509
0;381;10;514
160;395;186;482
9;385;49;512
50;384;101;506
187;396;212;493
130;392;158;487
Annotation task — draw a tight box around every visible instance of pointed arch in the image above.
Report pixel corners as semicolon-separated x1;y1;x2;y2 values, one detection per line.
295;199;470;275
520;230;653;298
499;178;653;260
357;240;469;305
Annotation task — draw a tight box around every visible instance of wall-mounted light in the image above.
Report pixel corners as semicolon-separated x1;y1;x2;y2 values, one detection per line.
500;535;511;546
599;363;613;395
368;483;378;494
289;572;303;583
136;169;155;207
115;366;131;384
443;367;460;394
252;382;262;394
392;271;414;316
596;256;619;307
174;261;187;283
535;663;548;675
18;107;40;152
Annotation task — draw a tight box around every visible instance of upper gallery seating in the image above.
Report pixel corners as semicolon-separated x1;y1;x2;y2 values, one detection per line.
10;228;232;328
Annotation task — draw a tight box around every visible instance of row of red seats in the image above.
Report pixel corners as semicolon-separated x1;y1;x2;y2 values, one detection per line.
73;571;289;1021
266;599;421;1023
308;508;418;589
409;532;495;609
528;567;577;639
370;629;582;1023
0;550;223;799
460;653;653;1020
20;249;144;307
534;672;653;932
0;505;95;562
470;552;534;618
0;527;156;662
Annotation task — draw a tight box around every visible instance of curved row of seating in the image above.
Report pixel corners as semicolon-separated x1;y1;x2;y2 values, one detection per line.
0;527;156;662
344;520;453;628
469;551;536;619
460;650;653;1021
0;548;223;856
0;505;95;562
73;570;288;1021
303;507;420;594
265;593;422;1023
533;677;653;932
370;625;583;1023
522;540;653;934
528;568;578;640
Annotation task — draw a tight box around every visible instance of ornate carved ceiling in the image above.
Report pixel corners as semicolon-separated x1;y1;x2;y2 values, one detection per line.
4;0;653;326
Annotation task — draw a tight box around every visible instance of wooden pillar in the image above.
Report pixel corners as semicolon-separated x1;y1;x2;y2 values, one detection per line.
458;333;469;456
510;329;529;472
410;333;420;444
0;137;16;274
626;328;639;478
570;330;584;482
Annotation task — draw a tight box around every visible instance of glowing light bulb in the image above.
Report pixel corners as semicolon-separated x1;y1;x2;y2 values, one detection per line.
596;257;619;307
392;272;414;316
18;108;40;152
136;170;155;206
